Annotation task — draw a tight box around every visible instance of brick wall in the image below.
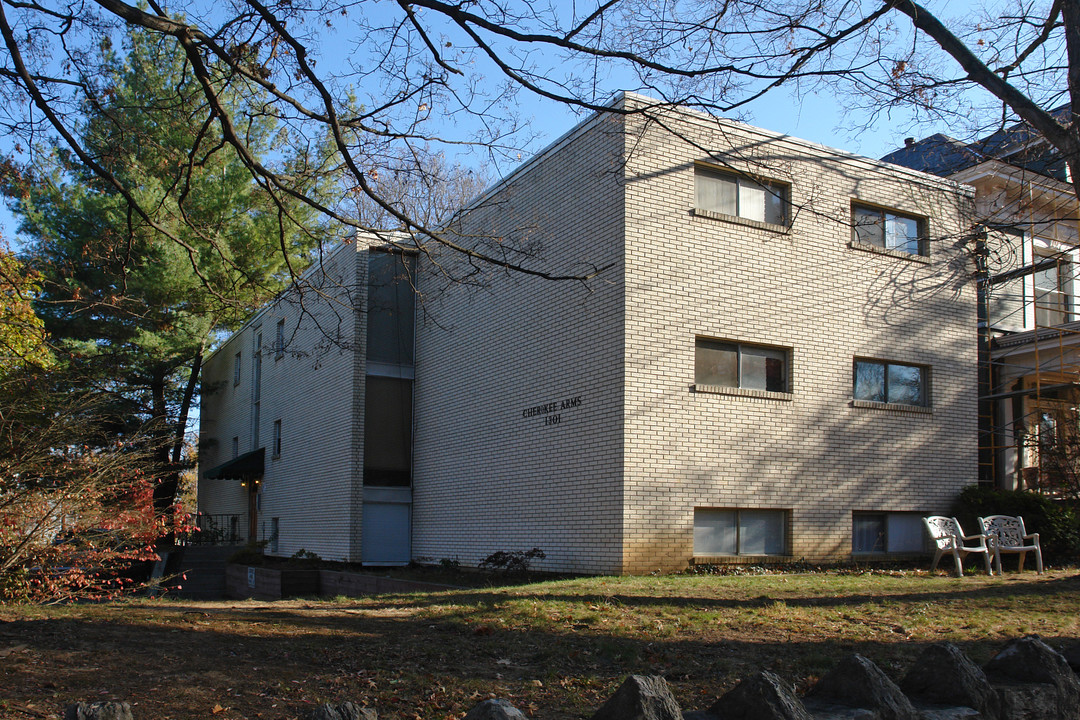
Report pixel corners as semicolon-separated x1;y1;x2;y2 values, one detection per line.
619;94;977;571
200;242;367;561
410;112;628;574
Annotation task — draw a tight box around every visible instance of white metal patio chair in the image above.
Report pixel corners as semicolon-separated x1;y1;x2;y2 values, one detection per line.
979;515;1044;574
923;516;994;576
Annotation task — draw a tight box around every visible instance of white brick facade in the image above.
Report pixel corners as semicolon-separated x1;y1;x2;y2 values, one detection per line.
200;94;977;574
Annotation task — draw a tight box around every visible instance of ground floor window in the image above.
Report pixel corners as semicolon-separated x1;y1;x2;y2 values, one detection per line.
852;512;925;553
694;508;787;556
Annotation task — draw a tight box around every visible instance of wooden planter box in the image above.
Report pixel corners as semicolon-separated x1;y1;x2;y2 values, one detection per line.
225;564;320;600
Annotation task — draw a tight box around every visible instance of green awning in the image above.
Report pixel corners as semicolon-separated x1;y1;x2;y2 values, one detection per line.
204;448;264;480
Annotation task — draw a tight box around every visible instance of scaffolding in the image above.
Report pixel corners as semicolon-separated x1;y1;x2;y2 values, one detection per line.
976;181;1080;492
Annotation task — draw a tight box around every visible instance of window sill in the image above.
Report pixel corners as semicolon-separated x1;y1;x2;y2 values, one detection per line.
692;555;794;565
271;453;281;461
848;240;930;264
695;384;793;401
850;399;931;414
692;208;790;234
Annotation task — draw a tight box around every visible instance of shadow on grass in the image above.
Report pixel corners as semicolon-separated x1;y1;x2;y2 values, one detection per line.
2;572;1078;719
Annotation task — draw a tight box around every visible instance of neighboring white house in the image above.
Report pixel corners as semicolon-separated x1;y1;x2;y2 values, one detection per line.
199;93;977;574
883;111;1079;491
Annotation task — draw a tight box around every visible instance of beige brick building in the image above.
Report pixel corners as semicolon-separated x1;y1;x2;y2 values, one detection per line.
199;93;978;574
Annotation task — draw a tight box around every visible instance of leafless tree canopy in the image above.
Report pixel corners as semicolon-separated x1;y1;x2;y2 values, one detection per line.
0;0;1075;288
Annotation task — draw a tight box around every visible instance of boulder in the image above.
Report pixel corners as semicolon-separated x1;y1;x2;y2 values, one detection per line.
807;654;917;720
984;635;1080;720
308;702;377;720
592;675;683;720
707;670;811;720
900;643;997;719
464;699;529;720
64;703;134;720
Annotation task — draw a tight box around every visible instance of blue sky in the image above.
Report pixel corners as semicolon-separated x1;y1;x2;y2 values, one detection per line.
1;1;995;245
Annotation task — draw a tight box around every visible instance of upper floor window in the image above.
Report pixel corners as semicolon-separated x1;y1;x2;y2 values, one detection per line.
853;359;928;407
1033;249;1071;326
695;165;788;226
851;203;926;256
275;319;285;360
233;352;242;386
272;419;282;458
695;338;789;393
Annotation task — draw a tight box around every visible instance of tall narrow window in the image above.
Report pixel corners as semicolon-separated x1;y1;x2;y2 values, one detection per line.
364;251;416;486
272;419;282;458
275;319;285;359
232;436;239;458
252;332;262;447
1034;250;1070;326
233;352;242;386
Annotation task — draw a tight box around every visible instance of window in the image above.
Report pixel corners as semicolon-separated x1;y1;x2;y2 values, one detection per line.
694;508;787;556
851;203;926;256
853;359;928;407
231;436;239;459
233;352;242;386
852;512;925;553
364;251;416;487
275;318;285;359
1034;249;1070;326
270;518;279;554
695;338;789;393
695;165;788;226
272;419;282;458
364;376;413;486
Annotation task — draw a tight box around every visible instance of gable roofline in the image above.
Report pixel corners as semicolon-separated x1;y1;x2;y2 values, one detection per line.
620;92;973;195
460;92;973;213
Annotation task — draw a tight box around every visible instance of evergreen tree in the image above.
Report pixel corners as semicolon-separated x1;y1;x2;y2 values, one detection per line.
4;25;326;514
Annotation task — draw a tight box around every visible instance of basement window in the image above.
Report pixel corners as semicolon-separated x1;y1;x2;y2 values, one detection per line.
694;508;788;556
852;512;925;554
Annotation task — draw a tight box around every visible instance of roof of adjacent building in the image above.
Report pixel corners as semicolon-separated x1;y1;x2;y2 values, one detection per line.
881;105;1071;182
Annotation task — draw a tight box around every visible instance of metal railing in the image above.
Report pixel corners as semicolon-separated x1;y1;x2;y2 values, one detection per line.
186;513;246;545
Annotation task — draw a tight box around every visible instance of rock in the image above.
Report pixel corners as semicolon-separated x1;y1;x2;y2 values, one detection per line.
308;702;377;720
1058;640;1080;676
807;654;918;720
592;675;683;720
900;643;997;719
706;671;811;720
464;699;529;720
984;635;1080;720
681;711;717;720
64;703;134;720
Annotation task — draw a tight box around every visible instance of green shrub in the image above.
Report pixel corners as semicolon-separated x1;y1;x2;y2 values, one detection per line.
227;540;267;566
950;485;1080;565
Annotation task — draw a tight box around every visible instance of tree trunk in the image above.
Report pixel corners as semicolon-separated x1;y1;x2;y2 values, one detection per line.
171;345;204;465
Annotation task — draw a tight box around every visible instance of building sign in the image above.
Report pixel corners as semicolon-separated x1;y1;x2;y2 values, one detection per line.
522;395;582;426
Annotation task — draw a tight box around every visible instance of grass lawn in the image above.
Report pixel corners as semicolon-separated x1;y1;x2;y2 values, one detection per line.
1;569;1078;720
